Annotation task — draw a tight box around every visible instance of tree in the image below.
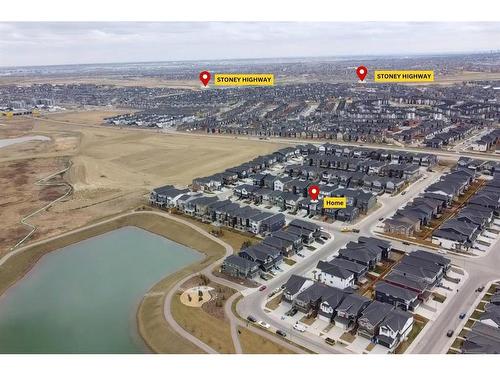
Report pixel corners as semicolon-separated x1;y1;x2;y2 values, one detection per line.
241;240;253;249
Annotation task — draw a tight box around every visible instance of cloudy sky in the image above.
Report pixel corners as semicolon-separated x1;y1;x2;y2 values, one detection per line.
1;22;499;67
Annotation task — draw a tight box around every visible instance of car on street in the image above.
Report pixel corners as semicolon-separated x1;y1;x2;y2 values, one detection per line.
477;286;485;292
438;249;447;254
402;241;410;245
293;322;306;332
247;315;257;323
259;285;267;291
378;217;384;221
446;329;454;337
325;337;336;346
276;330;287;337
285;308;298;317
352;228;360;233
401;191;407;195
459;313;466;319
258;321;270;329
297;252;305;258
316;238;325;245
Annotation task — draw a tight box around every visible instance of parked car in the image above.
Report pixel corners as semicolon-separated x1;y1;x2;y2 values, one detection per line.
352;228;360;233
316;238;325;245
297;252;305;258
325;337;336;346
259;285;267;291
247;315;257;323
438;249;447;254
477;286;485;292
446;329;454;337
293;322;306;332
258;321;270;329
459;313;466;319
401;191;407;195
285;308;298;317
378;217;384;221
276;330;287;337
402;241;410;245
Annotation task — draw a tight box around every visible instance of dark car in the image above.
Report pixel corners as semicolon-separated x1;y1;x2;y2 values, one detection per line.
459;313;466;319
325;337;336;346
247;315;257;323
378;217;384;221
276;330;287;337
259;285;267;291
446;329;454;337
352;229;360;233
402;241;410;245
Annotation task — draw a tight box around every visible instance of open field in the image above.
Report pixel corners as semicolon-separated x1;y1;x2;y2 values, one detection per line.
0;110;284;254
171;289;236;354
239;327;296;354
0;76;201;89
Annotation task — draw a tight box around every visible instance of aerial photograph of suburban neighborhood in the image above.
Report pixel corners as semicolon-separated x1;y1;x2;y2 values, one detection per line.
1;18;500;361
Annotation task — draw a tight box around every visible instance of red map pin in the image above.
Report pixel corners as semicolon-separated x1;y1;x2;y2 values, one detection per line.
308;185;320;201
199;71;211;86
356;66;368;81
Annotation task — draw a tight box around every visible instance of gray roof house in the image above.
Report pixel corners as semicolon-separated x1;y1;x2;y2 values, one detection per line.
334;294;371;330
357;300;395;339
375;309;414;351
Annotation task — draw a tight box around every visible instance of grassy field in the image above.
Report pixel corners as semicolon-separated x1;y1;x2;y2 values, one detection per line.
239;327;296;354
170;291;235;354
168;210;258;252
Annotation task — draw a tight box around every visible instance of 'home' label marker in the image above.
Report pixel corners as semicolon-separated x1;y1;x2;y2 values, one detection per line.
308;185;320;201
199;71;211;86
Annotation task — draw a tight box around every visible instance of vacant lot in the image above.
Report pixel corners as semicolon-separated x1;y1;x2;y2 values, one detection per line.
171;290;236;354
0;110;284;254
239;327;296;354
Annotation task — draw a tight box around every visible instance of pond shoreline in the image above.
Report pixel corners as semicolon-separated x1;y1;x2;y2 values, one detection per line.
0;210;226;353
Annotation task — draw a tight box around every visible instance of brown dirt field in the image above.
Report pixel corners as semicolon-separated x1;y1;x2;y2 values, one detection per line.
239;327;296;354
0;109;284;256
0;76;200;89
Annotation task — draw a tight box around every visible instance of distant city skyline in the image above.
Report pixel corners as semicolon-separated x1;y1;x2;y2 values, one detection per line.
1;22;500;67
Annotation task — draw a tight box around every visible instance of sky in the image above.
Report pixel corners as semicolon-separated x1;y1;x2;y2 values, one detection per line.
1;22;500;67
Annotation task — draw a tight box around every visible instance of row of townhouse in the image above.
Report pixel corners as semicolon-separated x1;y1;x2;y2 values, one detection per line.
384;168;477;237
192;147;302;192
305;155;422;181
149;185;286;235
375;250;450;311
221;219;322;279
462;285;500;353
471;128;500;152
236;180;377;221
312;237;392;290
432;174;500;251
282;274;413;351
284;165;408;194
425;124;477;148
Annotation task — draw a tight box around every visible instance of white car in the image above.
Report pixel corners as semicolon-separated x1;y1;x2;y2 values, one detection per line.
258;321;271;329
293;322;307;332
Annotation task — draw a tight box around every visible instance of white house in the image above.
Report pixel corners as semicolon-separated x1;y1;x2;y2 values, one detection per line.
314;261;355;290
376;310;414;351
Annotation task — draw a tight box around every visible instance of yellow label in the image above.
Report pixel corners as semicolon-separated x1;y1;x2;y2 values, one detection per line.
374;70;434;83
323;197;347;209
214;74;274;86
